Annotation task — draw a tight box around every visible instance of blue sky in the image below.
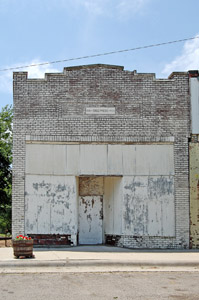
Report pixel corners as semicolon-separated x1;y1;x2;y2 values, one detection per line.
0;0;199;110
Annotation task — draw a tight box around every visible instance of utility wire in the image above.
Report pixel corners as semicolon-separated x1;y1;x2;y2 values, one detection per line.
0;36;198;72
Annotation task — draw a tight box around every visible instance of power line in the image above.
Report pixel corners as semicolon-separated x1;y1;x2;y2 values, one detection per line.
0;36;198;72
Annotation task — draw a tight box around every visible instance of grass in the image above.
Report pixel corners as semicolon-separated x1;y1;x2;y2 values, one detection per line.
0;233;11;237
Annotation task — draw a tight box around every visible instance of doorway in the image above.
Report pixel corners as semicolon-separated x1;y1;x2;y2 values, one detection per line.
78;176;122;245
78;177;103;245
79;196;103;244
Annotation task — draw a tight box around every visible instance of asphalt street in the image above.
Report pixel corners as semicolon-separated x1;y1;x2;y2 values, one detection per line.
0;271;198;300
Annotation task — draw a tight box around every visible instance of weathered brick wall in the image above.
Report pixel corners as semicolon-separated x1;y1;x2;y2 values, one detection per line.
12;64;190;248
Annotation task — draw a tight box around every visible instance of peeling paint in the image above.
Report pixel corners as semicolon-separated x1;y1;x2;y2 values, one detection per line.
79;196;103;244
25;175;77;235
124;180;142;192
29;234;73;246
55;184;67;192
123;176;175;237
92;198;95;208
25;143;175;245
148;176;173;199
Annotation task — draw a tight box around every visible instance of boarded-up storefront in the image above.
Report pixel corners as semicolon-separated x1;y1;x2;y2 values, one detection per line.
12;64;190;248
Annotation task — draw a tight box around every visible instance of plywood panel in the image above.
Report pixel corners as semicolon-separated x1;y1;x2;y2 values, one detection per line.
79;196;103;244
113;177;123;234
26;144;67;175
80;144;107;175
104;177;122;235
25;175;77;234
123;176;148;235
66;145;80;175
108;145;123;175
161;196;175;236
37;190;51;234
122;145;136;175
52;145;67;175
24;182;38;234
104;177;114;234
26;143;174;176
123;176;175;237
134;145;174;176
26;144;54;174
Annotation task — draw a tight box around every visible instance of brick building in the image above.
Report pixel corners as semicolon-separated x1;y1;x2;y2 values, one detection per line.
12;64;192;248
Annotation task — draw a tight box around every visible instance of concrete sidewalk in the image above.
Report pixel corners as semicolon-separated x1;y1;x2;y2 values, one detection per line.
1;245;199;272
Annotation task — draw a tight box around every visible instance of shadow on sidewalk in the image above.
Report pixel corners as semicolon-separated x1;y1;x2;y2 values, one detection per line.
32;245;199;253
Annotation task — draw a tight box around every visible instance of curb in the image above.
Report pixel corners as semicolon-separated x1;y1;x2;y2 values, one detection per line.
0;259;199;268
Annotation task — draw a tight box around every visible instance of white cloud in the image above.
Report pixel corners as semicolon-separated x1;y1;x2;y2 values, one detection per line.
24;60;60;79
0;59;60;94
162;35;199;76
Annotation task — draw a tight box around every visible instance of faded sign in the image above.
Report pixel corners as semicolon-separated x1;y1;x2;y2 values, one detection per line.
85;107;115;115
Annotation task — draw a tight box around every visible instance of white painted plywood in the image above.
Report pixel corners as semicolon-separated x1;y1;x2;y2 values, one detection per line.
147;176;175;236
122;145;136;175
26;144;67;175
104;177;122;235
122;176;175;237
147;199;162;236
37;190;51;234
104;177;114;234
113;177;122;234
26;144;54;175
25;175;77;234
24;184;38;234
52;145;67;175
26;143;174;176
161;195;175;236
123;176;148;235
79;144;107;175
108;145;123;175
79;196;103;244
66;145;80;175
134;145;174;175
